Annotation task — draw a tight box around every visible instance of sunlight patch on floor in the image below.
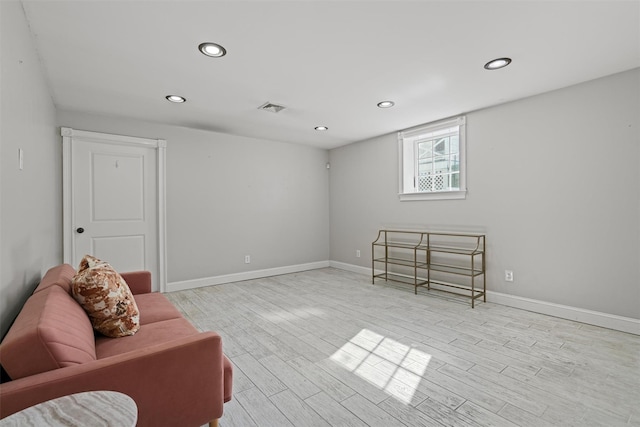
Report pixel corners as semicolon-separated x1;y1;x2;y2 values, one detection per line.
329;329;431;404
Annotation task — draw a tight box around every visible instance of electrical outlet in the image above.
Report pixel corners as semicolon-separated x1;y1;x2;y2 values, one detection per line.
245;255;251;264
505;270;514;282
356;250;361;258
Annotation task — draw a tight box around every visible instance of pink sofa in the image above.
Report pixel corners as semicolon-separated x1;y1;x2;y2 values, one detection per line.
0;264;232;427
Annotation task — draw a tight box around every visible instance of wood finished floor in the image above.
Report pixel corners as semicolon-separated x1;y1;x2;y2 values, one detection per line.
166;268;640;427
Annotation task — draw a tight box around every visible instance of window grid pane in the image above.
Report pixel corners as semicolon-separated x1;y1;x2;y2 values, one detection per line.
416;136;460;192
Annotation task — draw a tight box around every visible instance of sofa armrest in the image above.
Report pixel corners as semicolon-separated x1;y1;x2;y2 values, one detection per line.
120;270;152;295
0;332;226;427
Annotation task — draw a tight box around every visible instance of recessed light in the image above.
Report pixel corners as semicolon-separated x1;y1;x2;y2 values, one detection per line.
377;101;395;108
198;42;227;58
165;95;186;103
484;57;512;70
315;126;328;131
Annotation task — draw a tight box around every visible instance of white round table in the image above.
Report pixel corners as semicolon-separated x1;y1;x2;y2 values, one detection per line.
0;390;137;427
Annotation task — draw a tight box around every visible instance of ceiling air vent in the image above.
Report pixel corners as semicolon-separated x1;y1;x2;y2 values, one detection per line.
258;102;286;113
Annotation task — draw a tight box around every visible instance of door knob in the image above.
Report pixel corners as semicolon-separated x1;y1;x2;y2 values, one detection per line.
76;227;85;234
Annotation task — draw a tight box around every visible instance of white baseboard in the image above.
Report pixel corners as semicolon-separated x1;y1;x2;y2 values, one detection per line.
167;261;330;292
486;291;640;335
330;261;640;335
329;261;372;275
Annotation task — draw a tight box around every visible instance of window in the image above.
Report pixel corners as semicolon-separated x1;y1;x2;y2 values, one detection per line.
398;116;466;201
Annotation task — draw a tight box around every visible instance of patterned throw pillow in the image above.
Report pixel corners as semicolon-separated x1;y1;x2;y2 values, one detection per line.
71;255;140;338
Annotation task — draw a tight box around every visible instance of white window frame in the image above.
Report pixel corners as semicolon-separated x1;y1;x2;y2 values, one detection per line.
398;115;466;201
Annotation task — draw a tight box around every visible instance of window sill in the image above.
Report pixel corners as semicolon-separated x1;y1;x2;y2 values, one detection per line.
398;190;466;201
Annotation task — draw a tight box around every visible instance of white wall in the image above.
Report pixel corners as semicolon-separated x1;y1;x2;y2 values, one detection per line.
55;111;331;284
329;68;640;320
0;1;62;337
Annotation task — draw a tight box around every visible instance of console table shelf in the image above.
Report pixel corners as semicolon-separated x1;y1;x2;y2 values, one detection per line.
372;257;428;268
372;229;486;308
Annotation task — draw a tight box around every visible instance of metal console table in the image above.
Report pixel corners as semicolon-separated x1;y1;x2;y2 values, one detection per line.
372;229;486;308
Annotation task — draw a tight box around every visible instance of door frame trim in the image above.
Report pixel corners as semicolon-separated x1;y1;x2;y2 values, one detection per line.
61;127;168;292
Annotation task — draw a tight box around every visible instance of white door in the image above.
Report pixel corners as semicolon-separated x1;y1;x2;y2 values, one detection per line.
62;128;167;292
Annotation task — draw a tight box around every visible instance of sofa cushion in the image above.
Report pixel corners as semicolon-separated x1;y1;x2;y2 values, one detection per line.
0;286;97;380
32;264;76;294
120;270;152;295
72;255;140;338
134;293;184;325
95;318;199;359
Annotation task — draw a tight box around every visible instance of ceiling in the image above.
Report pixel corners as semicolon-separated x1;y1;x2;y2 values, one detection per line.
22;0;640;149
